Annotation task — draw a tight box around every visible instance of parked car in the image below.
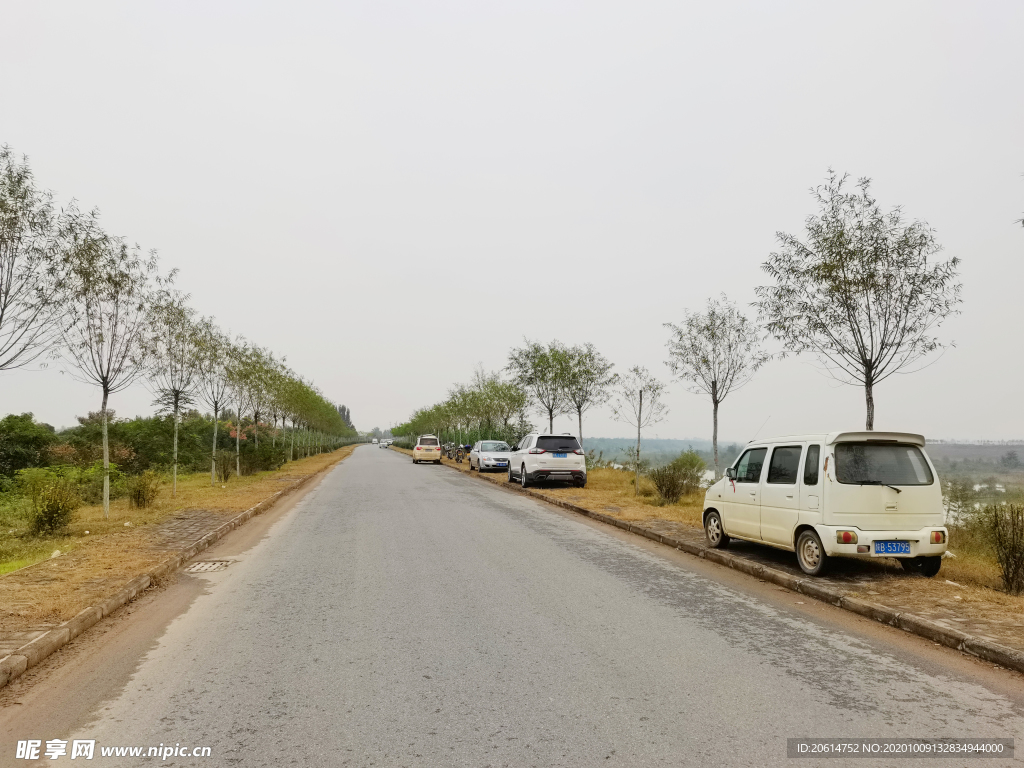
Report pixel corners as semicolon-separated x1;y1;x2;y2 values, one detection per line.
469;441;512;472
372;438;379;445
412;435;442;464
508;433;586;488
702;431;948;577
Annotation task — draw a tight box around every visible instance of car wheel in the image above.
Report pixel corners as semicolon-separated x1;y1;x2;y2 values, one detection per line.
575;477;586;488
412;459;417;464
508;466;514;483
704;510;729;549
520;465;530;488
900;556;942;577
796;529;828;576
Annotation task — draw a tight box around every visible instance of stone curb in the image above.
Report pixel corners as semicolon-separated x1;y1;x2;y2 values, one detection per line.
0;459;340;691
429;452;1024;676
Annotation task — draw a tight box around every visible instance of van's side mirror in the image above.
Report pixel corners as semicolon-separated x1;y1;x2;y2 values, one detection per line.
726;467;736;480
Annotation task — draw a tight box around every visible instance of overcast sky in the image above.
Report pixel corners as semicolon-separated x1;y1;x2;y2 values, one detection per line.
3;0;1022;442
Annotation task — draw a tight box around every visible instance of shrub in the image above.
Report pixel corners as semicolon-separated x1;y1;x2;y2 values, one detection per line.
30;477;81;535
988;503;1024;595
239;443;286;475
649;464;686;503
127;471;161;509
669;449;708;495
216;451;235;482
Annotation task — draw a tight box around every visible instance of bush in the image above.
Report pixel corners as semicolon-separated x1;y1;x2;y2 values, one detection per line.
649;464;686;503
239;442;286;475
669;449;708;496
127;471;161;509
988;503;1024;595
30;477;81;535
216;451;235;482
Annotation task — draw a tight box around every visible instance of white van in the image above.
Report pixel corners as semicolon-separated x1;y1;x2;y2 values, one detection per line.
702;431;947;577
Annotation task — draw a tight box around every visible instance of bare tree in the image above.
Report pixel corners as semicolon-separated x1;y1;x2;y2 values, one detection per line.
147;293;203;496
558;343;617;451
0;146;69;371
665;295;769;478
507;340;569;433
60;228;160;518
610;366;668;496
755;171;962;430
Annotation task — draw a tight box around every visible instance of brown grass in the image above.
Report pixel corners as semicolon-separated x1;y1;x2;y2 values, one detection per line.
0;447;355;629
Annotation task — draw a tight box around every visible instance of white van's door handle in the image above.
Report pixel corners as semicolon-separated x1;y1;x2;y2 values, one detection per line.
786;494;794;499
749;491;756;497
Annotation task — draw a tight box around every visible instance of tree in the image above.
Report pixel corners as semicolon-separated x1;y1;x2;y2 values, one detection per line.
147;291;203;496
60;228;159;518
610;366;668;496
755;171;962;430
558;343;616;451
194;320;232;485
665;295;769;478
507;340;568;433
0;146;70;371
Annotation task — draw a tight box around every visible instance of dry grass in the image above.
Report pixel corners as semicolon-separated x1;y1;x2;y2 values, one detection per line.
0;447;355;628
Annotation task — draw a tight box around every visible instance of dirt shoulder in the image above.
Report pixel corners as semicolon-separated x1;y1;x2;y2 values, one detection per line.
0;447;355;637
397;446;1024;663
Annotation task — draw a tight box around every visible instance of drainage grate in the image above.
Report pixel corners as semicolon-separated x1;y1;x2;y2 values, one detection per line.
186;560;232;573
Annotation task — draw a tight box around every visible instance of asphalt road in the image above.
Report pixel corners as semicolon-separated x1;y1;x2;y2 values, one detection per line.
5;445;1024;767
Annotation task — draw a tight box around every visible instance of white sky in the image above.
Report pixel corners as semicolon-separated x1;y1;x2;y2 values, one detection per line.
2;0;1022;442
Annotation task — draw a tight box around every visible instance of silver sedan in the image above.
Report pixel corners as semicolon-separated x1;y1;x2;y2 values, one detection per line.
469;440;512;472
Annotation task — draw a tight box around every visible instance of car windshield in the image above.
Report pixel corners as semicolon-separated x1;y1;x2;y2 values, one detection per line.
536;436;581;452
481;442;510;452
834;442;934;486
419;438;439;446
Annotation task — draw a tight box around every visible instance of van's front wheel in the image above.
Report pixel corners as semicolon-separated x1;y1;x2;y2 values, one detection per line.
705;510;729;549
796;529;829;576
900;555;942;578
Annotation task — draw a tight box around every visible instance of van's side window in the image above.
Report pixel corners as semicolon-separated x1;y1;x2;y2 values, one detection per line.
767;446;802;484
803;445;821;486
734;448;767;483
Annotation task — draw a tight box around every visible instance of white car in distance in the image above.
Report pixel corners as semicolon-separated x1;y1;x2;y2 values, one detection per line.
469;441;512;472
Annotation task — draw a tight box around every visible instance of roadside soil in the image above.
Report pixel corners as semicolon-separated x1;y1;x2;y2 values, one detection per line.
0;447;355;635
393;446;1024;657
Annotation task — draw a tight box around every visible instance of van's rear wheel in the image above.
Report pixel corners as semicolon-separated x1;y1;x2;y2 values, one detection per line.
705;510;729;549
796;530;828;576
900;555;942;577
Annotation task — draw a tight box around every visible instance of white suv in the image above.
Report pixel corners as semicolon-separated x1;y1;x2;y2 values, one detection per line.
508;433;586;488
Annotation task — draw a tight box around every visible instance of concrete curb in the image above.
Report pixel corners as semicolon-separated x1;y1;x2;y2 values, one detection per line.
0;459;340;691
433;453;1024;676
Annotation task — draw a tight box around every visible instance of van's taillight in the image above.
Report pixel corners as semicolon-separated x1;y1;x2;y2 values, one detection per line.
529;448;545;454
837;530;858;544
857;545;870;553
573;449;585;455
415;446;422;450
931;530;946;544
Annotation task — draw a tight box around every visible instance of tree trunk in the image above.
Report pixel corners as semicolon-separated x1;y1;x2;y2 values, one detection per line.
548;407;554;434
235;416;241;477
211;404;219;486
101;387;110;520
290;419;295;461
712;396;720;480
635;390;643;497
172;396;179;498
865;376;875;431
577;408;584;451
254;412;259;448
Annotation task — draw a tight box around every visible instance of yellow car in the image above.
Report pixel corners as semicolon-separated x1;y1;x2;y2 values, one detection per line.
413;435;442;464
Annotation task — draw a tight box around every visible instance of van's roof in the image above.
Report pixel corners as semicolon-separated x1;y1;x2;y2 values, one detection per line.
747;431;925;447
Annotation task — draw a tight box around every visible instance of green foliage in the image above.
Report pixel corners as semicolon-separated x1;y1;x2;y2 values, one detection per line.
987;503;1024;595
216;450;235;482
0;413;57;477
669;449;708;495
30;477;80;534
127;471;161;508
239;442;287;475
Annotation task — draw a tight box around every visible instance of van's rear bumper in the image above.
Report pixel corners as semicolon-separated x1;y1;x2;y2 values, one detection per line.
817;525;948;558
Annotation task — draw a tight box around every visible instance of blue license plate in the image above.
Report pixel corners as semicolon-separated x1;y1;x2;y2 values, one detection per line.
496;461;507;467
874;540;911;555
554;452;567;458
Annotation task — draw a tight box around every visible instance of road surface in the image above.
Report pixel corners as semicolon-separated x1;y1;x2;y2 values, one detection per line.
3;445;1022;766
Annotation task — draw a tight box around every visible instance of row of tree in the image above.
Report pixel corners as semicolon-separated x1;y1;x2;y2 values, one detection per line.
0;146;358;518
395;170;965;490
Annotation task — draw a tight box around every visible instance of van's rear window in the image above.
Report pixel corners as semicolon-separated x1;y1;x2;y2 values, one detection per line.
419;438;439;446
834;443;934;486
537;436;581;452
